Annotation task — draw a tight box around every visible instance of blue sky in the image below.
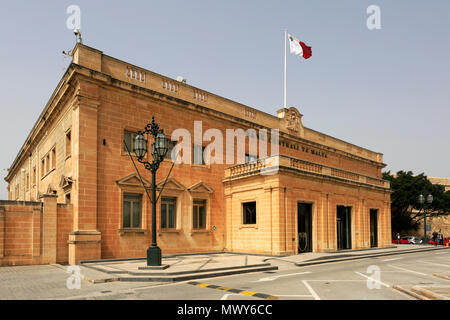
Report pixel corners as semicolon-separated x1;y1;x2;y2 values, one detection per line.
0;1;449;199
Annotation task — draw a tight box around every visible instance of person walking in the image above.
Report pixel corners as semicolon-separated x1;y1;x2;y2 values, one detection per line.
396;233;401;244
432;231;438;246
438;232;444;246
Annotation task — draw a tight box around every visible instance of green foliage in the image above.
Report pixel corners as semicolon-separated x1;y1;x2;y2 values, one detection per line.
383;171;450;234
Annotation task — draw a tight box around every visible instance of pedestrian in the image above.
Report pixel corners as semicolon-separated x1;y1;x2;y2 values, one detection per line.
396;233;401;244
432;231;438;246
438;232;444;246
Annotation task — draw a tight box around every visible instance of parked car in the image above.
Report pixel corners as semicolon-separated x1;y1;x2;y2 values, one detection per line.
392;237;409;244
428;237;449;246
404;236;423;244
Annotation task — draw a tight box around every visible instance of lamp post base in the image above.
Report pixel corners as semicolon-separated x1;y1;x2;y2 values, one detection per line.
147;246;162;266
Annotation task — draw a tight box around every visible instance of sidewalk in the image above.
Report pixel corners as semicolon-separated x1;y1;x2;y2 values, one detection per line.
79;253;277;283
394;285;450;300
264;244;450;267
79;245;449;283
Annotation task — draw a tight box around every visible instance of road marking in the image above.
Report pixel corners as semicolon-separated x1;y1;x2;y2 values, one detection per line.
418;260;450;268
382;257;403;262
301;280;320;300
387;264;427;276
306;280;366;282
188;281;278;300
256;271;312;282
435;252;449;255
354;271;390;288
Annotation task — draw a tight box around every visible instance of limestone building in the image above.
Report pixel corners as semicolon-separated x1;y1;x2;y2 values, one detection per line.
2;44;391;265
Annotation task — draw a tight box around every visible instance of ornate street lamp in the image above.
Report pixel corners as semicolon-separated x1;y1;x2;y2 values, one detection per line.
133;117;168;266
418;193;433;244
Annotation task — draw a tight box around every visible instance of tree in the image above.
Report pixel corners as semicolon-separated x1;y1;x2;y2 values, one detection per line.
383;171;450;234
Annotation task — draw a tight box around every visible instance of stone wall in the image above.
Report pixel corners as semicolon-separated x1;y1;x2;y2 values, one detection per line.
0;196;73;266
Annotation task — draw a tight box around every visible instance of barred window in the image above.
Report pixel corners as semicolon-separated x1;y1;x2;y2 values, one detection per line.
193;200;206;229
123;194;142;228
161;197;176;229
242;201;256;224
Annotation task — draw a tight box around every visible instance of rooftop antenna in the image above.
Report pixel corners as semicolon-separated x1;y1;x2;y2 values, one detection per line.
74;29;82;44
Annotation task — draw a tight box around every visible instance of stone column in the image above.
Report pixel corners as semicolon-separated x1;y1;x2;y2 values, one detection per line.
40;193;57;264
0;206;4;259
68;83;101;264
224;190;232;252
271;187;283;255
32;205;41;258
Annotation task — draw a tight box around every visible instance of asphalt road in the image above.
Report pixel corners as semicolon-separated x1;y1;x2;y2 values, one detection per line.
0;249;449;300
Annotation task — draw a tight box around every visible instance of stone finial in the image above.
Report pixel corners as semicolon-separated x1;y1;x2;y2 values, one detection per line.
277;107;304;137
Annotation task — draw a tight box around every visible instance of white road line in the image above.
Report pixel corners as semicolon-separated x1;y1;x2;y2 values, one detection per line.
301;280;320;300
417;260;450;268
221;293;241;300
256;271;312;282
387;264;427;276
306;280;366;282
354;271;390;288
277;295;314;297
382;257;403;262
435;252;449;255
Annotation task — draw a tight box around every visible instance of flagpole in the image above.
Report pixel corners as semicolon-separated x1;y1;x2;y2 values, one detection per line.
284;29;287;109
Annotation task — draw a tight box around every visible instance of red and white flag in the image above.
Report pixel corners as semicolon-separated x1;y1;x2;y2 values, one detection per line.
288;34;312;59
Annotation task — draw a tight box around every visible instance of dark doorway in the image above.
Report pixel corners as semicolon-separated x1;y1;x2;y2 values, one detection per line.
370;209;378;248
298;203;313;253
336;206;352;250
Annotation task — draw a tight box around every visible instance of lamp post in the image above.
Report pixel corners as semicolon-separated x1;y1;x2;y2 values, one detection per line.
133;117;168;266
418;193;433;244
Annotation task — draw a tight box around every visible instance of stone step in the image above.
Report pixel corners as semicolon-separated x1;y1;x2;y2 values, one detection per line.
112;265;278;282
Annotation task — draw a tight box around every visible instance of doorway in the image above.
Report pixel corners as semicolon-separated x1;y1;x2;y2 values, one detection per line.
298;203;313;253
370;209;378;248
336;206;352;250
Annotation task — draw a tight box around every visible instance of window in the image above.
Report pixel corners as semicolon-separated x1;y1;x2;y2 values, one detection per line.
161;197;176;229
51;147;56;169
26;173;29;191
41;159;45;178
124;131;138;153
32;166;36;185
193;200;206;229
46;154;50;173
166;140;177;161
193;144;206;165
66;130;71;157
242;201;256;224
245;154;257;163
65;193;71;204
123;194;142;228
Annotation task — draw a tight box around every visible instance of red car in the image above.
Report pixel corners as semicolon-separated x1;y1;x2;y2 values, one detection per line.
428;237;449;246
392;237;409;244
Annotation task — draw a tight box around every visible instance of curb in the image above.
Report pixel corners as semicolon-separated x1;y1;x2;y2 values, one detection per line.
293;247;449;267
432;273;450;281
392;285;429;300
81;275;119;284
115;265;279;282
411;286;450;300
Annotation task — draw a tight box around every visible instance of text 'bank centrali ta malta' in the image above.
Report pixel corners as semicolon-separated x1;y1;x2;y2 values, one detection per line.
2;44;391;265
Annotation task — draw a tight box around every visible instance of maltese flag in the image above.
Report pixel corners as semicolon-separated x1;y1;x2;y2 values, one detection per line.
288;34;312;59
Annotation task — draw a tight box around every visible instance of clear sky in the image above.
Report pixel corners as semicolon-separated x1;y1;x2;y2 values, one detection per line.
0;0;449;199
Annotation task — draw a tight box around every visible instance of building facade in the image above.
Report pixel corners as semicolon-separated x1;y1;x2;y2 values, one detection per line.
3;44;391;265
414;177;450;238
